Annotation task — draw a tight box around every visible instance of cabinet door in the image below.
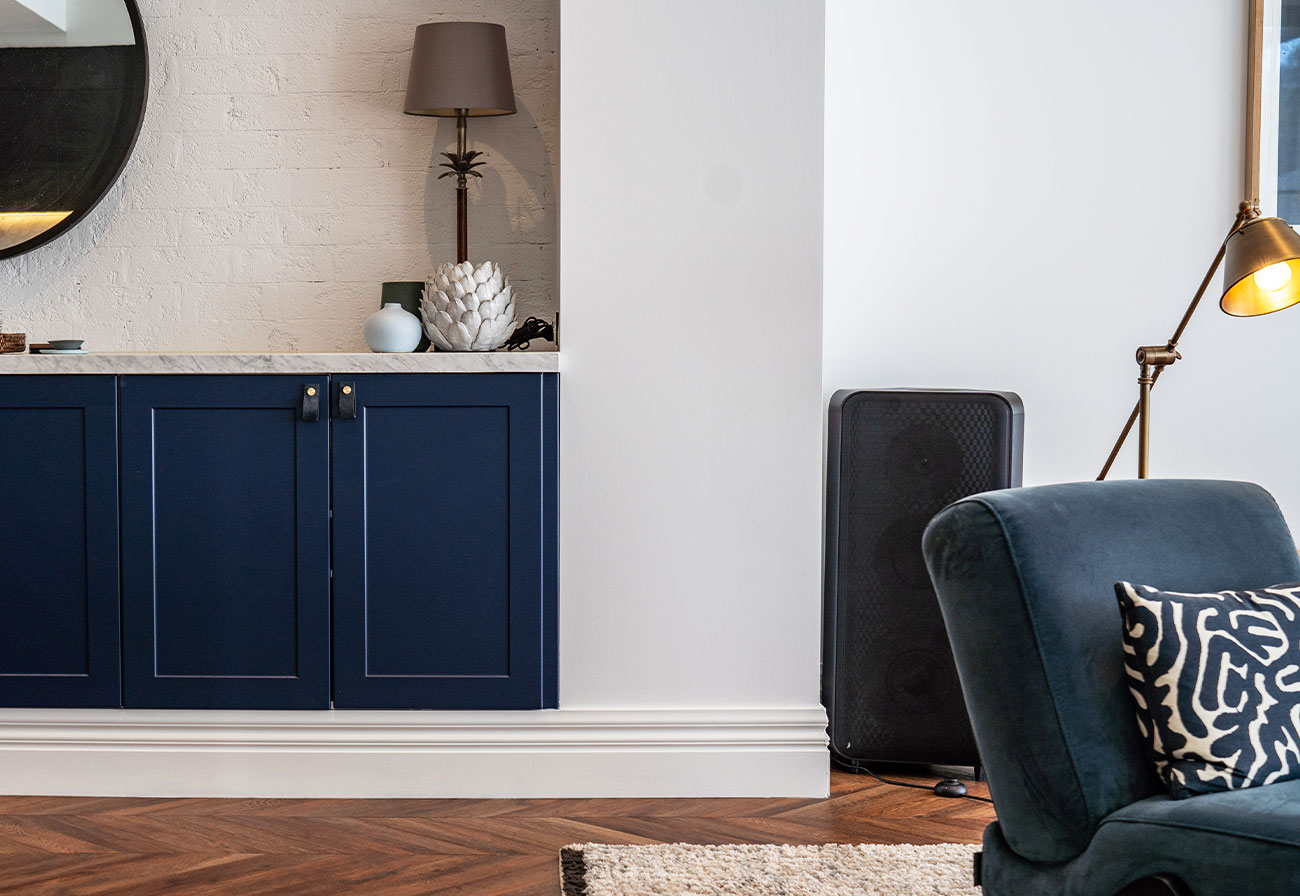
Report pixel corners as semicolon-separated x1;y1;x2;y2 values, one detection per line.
332;373;558;708
0;376;120;707
120;376;330;709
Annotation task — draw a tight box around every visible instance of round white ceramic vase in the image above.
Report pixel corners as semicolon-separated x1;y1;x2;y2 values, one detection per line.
364;302;423;353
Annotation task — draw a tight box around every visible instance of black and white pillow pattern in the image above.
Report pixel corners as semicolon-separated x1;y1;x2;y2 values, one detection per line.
1115;581;1300;799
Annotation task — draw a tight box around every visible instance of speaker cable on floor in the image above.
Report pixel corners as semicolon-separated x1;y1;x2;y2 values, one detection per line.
850;764;994;805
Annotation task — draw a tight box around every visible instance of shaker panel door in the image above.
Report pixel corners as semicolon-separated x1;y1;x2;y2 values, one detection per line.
120;375;330;709
0;376;120;706
331;373;557;708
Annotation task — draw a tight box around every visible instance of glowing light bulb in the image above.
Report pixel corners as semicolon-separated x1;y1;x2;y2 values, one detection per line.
1253;261;1293;292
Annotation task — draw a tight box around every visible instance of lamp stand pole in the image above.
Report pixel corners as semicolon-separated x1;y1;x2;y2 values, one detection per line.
438;107;486;266
455;110;469;264
1133;345;1179;478
1137;359;1152;479
1097;201;1258;480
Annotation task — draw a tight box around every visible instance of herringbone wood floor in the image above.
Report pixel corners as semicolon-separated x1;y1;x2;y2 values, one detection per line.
0;768;994;894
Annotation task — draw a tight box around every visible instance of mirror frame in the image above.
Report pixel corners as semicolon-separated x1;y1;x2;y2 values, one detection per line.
0;0;149;260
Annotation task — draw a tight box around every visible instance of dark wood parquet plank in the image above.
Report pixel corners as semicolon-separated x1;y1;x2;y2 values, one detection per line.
0;769;995;894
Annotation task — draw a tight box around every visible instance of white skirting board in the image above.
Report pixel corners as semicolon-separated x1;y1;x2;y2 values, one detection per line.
0;707;830;798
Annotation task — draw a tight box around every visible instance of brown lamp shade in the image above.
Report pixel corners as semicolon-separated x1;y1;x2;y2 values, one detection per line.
1220;215;1300;317
404;22;517;117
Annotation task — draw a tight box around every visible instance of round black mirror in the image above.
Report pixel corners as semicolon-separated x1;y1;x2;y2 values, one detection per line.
0;0;148;259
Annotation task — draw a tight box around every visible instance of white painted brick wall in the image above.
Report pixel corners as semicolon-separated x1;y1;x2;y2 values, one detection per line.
0;0;559;351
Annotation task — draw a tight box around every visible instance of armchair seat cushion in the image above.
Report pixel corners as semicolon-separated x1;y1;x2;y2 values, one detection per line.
981;780;1300;895
1102;776;1300;849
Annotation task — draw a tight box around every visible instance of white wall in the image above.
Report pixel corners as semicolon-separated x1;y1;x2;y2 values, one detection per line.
560;0;826;710
0;0;831;798
0;0;558;349
0;0;138;48
0;0;66;40
825;0;1300;526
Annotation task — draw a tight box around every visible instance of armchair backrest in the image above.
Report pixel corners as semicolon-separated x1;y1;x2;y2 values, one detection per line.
922;479;1300;864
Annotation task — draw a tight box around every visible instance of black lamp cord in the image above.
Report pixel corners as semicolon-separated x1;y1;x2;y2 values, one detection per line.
504;315;558;352
851;764;994;805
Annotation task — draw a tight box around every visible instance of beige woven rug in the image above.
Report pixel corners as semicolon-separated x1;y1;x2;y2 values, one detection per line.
559;842;980;896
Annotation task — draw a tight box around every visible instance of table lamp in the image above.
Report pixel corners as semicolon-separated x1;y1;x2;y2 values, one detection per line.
404;22;516;264
1098;201;1300;479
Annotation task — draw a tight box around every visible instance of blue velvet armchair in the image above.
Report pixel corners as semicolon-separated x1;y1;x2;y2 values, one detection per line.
922;479;1300;896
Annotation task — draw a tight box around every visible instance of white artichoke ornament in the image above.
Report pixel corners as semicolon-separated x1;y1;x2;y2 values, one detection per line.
420;261;517;352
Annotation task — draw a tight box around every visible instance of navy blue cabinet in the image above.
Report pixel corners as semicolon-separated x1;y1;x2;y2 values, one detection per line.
2;370;556;711
120;376;332;709
0;376;120;707
331;374;558;709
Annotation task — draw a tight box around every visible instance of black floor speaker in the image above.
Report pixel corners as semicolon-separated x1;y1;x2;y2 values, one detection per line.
823;389;1024;768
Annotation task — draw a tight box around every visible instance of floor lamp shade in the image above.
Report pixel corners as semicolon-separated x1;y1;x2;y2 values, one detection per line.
1099;203;1300;481
404;22;516;117
1220;216;1300;317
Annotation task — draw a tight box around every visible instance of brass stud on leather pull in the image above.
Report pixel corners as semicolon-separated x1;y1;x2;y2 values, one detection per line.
337;381;358;420
301;384;321;422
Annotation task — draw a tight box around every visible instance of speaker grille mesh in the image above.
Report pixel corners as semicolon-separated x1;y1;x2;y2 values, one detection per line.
826;391;1020;766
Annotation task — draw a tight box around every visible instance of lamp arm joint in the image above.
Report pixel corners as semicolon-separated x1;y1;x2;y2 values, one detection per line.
1136;345;1181;368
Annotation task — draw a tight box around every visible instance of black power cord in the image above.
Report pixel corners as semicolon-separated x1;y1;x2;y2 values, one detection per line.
846;763;994;805
504;316;557;351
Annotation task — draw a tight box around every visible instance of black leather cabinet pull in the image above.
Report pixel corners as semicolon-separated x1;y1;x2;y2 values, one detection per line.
302;384;320;422
337;382;357;420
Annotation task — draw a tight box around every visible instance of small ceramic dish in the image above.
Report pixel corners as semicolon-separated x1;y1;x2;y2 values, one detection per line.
47;339;84;350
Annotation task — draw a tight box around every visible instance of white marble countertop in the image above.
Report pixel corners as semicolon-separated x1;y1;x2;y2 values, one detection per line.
0;351;559;375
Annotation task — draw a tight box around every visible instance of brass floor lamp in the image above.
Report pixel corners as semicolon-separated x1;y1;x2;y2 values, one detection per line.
1098;0;1300;479
1098;201;1300;479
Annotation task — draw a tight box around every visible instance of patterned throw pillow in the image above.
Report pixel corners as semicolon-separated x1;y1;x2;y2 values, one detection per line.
1114;581;1300;799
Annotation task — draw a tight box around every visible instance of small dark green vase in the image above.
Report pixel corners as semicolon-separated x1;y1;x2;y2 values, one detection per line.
381;282;431;352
